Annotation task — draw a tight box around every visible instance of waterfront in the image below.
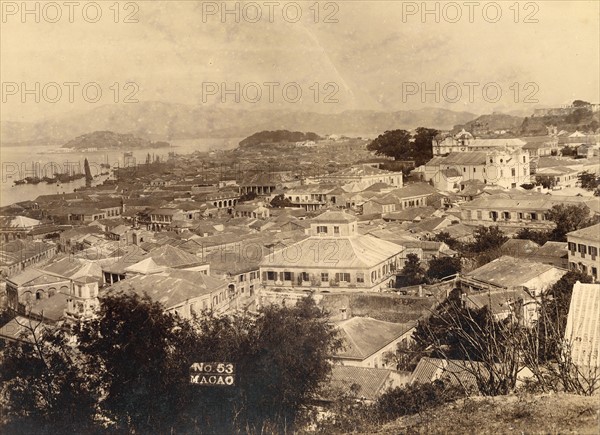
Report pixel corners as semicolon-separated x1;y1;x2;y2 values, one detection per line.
0;138;240;206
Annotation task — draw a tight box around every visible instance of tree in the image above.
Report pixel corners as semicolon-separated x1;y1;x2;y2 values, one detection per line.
0;317;99;433
560;146;578;157
467;226;508;253
427;256;461;280
535;175;556;189
398;253;426;286
460;226;508;267
514;228;550;246
183;296;342;433
83;158;92;187
546;203;595;241
270;193;293;208
433;231;462;251
241;297;342;430
367;130;412;161
412;127;439;166
74;293;342;433
572;100;590;107
238;191;258;202
77;293;195;434
578;171;599;190
413;296;521;396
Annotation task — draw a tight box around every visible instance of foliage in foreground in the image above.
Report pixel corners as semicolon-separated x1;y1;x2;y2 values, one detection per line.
0;293;341;434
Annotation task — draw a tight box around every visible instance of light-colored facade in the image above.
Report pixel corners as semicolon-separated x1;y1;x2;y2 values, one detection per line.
567;224;600;282
259;211;405;292
460;255;568;297
419;149;530;191
311;164;403;190
333;317;415;369
460;193;596;230
433;130;527;155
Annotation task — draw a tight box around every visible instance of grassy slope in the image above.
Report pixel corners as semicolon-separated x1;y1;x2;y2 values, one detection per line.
365;393;599;435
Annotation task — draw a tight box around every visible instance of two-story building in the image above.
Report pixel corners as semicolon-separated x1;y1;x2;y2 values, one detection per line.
417;149;530;190
105;268;233;318
284;184;345;211
567;223;600;282
433;130;527;155
0;239;57;277
333;316;415;369
314;164;403;191
260;210;405;292
460;193;596;230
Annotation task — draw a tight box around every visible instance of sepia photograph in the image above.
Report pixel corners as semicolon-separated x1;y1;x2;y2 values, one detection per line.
0;1;599;433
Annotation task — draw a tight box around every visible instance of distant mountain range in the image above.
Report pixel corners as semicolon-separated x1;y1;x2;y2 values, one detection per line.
1;102;478;145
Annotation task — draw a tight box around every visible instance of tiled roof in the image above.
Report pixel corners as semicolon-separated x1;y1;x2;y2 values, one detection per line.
106;269;228;309
469;138;526;148
125;257;166;274
334;317;415;360
0;316;50;342
500;239;540;255
146;244;204;268
311;210;358;224
383;207;437;222
30;293;70;322
0;215;41;228
260;235;403;269
0;240;56;266
464;256;560;289
461;193;595;212
567;223;600;242
531;241;568;258
409;357;482;393
327;366;394;401
43;256;102;281
330;165;395;177
435;152;488;165
465;288;534;315
388;183;437;200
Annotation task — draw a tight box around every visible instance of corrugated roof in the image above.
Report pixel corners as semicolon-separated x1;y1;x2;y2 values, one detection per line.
565;282;600;369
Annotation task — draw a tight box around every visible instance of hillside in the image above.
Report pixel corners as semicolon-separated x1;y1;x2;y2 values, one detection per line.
62;131;169;150
1;102;478;144
452;113;524;136
365;393;599;435
521;106;600;135
239;130;322;147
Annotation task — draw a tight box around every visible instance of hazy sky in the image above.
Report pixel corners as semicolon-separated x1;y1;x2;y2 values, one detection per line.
1;0;599;121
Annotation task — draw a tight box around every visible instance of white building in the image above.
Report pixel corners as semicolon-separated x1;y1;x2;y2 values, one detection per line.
417;149;530;190
259;211;405;292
